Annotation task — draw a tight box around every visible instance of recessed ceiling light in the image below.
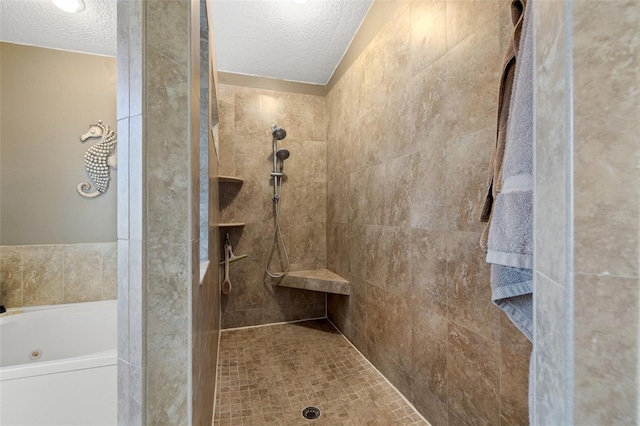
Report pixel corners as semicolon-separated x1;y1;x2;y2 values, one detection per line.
51;0;85;13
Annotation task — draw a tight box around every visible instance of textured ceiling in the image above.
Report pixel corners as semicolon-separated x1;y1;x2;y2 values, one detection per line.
0;0;116;57
210;0;373;85
0;0;371;85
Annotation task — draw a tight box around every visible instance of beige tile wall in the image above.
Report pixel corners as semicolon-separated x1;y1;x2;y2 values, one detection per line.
571;5;640;419
534;0;640;424
325;1;530;425
217;84;327;328
0;242;117;308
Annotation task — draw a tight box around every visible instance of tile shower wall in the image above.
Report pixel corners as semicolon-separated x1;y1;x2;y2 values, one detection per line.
325;1;530;425
217;84;327;328
0;242;117;308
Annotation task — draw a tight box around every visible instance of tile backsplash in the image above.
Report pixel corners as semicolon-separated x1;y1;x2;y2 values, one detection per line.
0;242;117;308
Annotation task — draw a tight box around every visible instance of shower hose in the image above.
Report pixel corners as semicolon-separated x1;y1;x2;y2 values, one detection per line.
265;175;290;278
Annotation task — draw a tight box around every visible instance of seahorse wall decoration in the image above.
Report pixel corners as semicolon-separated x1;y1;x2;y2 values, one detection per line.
77;120;117;198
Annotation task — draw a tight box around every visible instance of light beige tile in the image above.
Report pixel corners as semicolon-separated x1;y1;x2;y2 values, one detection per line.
146;47;190;246
410;0;447;76
99;244;119;297
411;59;448;154
146;0;189;67
446;231;500;342
534;0;568;284
574;273;638;424
411;229;448;317
381;84;417;161
447;322;500;425
385;291;413;373
574;215;639;277
22;245;63;306
382;5;412;98
326;223;349;278
262;91;316;142
348;224;367;280
146;244;189;424
311;95;327;142
534;272;566;424
444;19;501;141
63;243;102;303
411;378;448;426
446;0;500;50
445;126;494;232
364;225;388;289
412;310;448;403
311;141;327;184
410;148;448;231
500;343;530;425
0;246;23;308
217;85;237;177
219;178;270;225
228;256;267;311
234;86;267;139
385;226;412;297
572;0;640;277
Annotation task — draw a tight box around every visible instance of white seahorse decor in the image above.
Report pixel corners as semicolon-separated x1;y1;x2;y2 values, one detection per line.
77;120;117;198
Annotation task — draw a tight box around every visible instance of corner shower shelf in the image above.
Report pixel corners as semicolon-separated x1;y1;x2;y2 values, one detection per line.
216;175;243;184
272;269;350;296
217;222;245;228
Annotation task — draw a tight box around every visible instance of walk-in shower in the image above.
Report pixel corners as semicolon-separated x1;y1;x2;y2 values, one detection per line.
266;124;291;278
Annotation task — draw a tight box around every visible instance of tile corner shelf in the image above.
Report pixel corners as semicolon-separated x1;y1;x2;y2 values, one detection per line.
216;175;244;184
272;269;350;296
217;222;245;228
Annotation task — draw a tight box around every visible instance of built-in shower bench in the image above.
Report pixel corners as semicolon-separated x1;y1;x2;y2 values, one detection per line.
272;269;350;295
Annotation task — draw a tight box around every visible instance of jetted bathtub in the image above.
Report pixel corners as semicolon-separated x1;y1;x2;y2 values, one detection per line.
0;300;117;425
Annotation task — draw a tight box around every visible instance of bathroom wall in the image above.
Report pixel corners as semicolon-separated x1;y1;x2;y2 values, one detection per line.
217;83;327;328
325;1;530;425
534;1;639;424
117;0;220;424
0;43;118;308
0;42;117;245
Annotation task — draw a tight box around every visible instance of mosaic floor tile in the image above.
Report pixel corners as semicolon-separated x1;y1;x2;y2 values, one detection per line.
214;319;427;425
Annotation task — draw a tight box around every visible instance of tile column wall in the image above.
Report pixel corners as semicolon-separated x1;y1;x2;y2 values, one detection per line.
534;1;639;424
117;0;220;424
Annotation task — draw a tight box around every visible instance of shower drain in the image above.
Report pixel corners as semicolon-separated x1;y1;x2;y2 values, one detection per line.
302;406;321;420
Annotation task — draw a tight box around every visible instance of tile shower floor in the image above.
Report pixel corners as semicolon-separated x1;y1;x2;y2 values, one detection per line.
213;319;427;425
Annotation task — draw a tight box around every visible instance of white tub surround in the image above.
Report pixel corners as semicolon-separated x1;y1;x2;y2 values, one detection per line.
0;300;117;426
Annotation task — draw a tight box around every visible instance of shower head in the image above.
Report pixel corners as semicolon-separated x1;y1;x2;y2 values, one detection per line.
276;149;290;161
272;126;287;140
